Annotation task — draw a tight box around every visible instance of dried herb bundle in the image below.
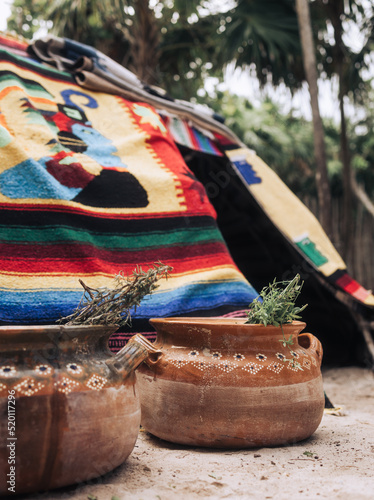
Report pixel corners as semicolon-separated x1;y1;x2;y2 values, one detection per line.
246;274;307;370
59;262;172;326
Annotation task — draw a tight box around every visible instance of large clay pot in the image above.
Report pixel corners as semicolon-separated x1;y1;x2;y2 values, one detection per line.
0;325;159;495
134;317;325;448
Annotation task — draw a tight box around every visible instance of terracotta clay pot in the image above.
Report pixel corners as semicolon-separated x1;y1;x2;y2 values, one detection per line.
0;325;159;495
133;317;325;448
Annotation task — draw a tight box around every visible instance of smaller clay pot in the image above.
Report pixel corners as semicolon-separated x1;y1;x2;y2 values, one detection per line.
0;325;160;495
133;317;325;448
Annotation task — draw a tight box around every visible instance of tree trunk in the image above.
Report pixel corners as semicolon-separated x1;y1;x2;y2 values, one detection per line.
295;0;333;240
329;1;356;261
339;84;355;260
130;0;161;84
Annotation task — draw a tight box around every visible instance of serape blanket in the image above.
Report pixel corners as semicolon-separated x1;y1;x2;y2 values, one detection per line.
0;38;258;350
26;35;374;310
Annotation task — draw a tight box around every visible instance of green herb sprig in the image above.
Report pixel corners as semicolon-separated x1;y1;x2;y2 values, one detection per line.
59;262;172;327
246;274;307;370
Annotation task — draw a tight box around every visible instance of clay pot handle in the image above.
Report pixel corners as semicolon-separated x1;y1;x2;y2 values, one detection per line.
298;333;323;366
106;334;162;376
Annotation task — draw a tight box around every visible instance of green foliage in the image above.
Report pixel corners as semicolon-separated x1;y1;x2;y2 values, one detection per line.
211;0;304;90
349;98;374;199
6;0;50;40
246;275;307;371
320;110;374;200
246;274;307;327
158;12;222;99
303;450;315;458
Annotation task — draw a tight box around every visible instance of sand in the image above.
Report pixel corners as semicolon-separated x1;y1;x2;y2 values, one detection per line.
24;367;374;500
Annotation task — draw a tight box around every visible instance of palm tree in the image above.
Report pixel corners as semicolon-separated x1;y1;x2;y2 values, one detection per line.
212;0;304;88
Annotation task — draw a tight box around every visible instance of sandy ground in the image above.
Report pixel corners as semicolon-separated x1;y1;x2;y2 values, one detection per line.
22;367;374;500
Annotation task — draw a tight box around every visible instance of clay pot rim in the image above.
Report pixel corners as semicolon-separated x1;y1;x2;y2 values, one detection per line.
149;317;306;329
0;323;119;335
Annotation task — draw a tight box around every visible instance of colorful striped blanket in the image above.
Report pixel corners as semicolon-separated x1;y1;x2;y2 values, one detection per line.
0;36;258;349
1;34;373;362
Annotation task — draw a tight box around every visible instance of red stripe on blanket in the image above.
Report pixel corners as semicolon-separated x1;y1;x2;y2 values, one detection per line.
0;244;235;274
